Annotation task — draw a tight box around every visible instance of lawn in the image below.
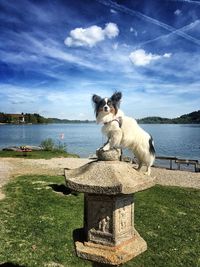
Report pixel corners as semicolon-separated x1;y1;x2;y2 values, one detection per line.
0;175;199;267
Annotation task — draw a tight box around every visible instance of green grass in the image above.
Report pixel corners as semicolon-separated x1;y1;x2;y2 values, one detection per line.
0;175;199;267
127;186;200;267
0;150;79;159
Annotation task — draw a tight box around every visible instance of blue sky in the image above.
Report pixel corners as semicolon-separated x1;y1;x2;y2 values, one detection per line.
0;0;200;120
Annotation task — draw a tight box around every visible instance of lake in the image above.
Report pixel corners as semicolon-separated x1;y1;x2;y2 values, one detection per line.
0;123;200;161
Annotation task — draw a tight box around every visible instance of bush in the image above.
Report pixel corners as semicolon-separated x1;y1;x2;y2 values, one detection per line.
40;138;55;151
40;138;67;152
54;140;67;152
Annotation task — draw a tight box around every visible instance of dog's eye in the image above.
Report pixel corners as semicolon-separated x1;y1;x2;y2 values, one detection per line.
107;101;111;106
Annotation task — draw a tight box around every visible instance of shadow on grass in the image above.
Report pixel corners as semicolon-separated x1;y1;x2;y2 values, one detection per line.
48;184;79;196
0;263;25;267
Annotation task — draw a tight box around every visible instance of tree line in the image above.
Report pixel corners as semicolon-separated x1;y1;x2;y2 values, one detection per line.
0;113;52;124
138;110;200;124
0;113;94;124
1;110;199;124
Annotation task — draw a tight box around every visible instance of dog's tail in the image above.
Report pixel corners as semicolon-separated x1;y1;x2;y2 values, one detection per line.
149;136;156;156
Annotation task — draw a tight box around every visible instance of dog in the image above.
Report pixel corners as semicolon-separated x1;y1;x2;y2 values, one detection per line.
92;91;155;175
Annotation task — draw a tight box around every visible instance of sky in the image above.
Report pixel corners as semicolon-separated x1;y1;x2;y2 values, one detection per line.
0;0;200;120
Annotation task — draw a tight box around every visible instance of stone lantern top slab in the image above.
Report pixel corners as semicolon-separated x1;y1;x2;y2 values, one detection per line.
65;160;155;195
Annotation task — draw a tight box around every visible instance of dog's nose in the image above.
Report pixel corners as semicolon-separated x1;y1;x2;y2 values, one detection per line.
104;106;108;112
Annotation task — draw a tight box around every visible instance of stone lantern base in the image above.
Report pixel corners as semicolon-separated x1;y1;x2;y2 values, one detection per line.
85;194;134;246
73;228;147;266
65;149;155;266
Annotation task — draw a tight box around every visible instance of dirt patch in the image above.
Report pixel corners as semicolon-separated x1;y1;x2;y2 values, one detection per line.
152;166;200;189
0;160;13;200
0;157;90;200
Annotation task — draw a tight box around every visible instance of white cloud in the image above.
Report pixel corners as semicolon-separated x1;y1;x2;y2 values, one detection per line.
64;23;119;47
174;9;182;16
163;53;172;58
4;34;103;71
104;23;119;38
110;9;117;14
130;27;138;37
129;49;172;66
112;42;118;50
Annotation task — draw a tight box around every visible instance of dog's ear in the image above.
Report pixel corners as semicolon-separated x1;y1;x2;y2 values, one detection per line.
111;91;122;102
92;94;102;104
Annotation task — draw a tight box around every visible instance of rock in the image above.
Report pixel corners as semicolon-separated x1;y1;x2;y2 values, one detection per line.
2;145;42;151
2;146;20;151
96;148;121;161
25;145;42;151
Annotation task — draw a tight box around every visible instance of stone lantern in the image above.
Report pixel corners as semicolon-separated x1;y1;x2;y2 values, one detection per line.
65;149;155;266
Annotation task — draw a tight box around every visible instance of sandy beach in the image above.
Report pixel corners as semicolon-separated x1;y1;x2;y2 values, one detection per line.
0;157;200;200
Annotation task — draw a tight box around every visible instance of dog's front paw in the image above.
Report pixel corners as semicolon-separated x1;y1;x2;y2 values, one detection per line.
102;144;110;151
102;147;110;151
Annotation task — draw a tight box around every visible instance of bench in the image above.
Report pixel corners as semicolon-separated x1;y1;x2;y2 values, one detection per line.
175;159;199;172
156;156;177;170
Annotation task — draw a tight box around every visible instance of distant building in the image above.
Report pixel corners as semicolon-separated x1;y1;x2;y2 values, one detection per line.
10;113;25;123
0;113;25;123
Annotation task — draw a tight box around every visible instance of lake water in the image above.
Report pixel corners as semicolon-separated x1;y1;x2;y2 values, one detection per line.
0;124;200;162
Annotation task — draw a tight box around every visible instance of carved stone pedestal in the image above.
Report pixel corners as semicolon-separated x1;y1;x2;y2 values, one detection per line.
85;194;134;246
65;149;155;266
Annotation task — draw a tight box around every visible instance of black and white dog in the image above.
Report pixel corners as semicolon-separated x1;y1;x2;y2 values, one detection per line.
92;91;155;175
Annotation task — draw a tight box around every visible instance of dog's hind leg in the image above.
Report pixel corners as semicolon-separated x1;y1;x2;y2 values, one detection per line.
144;165;151;176
137;161;143;172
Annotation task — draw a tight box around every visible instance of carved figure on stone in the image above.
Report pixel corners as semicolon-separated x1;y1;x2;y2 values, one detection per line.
99;216;110;233
119;206;127;232
95;206;110;233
